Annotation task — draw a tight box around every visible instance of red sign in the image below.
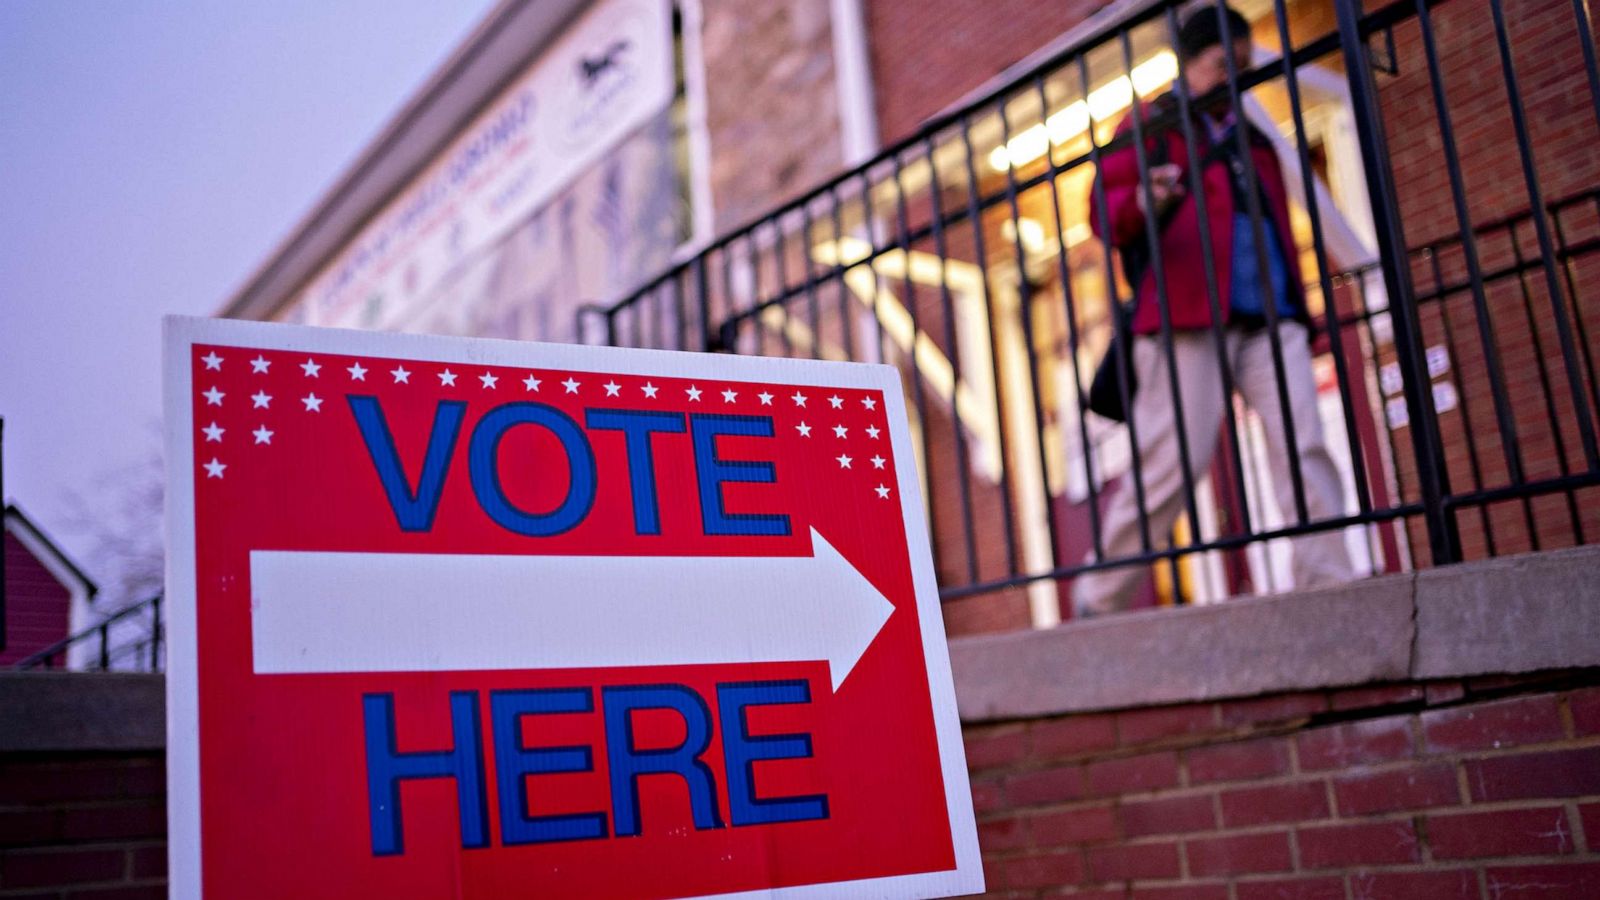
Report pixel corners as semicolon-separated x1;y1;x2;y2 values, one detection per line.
163;318;981;899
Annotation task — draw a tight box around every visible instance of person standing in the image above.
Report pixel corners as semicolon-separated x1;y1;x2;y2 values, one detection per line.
1072;5;1354;616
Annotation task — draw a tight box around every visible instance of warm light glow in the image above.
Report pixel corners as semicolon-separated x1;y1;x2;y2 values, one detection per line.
809;236;1005;481
1131;50;1180;95
1001;217;1048;254
989;51;1179;172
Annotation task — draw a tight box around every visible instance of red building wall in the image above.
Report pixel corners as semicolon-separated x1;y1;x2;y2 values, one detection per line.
1;530;72;667
865;0;1105;146
967;670;1600;898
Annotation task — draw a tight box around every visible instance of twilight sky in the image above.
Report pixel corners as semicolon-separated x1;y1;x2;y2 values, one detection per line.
0;0;496;590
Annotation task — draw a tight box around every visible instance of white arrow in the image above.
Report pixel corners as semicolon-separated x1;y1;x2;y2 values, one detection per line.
249;529;893;691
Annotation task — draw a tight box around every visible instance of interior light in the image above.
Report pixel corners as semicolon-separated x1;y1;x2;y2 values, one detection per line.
990;50;1179;172
1086;77;1134;122
1131;51;1179;96
1001;217;1048;254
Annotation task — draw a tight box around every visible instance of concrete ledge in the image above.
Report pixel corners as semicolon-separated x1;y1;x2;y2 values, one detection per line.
1413;543;1600;679
951;573;1415;721
951;545;1600;723
0;672;165;752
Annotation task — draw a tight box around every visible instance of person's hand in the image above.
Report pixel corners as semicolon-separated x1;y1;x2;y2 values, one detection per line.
1137;163;1185;214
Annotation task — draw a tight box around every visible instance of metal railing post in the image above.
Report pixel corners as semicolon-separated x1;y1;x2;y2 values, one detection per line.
1;417;6;654
693;256;712;352
150;595;163;671
1334;0;1460;564
603;308;619;349
11;593;163;672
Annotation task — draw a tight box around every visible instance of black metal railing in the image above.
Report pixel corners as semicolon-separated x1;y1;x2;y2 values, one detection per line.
14;593;164;672
580;0;1600;622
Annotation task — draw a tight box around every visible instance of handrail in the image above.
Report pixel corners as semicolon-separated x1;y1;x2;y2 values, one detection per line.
591;0;1435;322
583;0;1600;608
13;592;163;672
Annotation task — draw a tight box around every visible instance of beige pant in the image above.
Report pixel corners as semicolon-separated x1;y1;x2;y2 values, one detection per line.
1072;321;1354;615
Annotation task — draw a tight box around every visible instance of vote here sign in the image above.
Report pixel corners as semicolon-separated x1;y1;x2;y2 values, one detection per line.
162;317;981;899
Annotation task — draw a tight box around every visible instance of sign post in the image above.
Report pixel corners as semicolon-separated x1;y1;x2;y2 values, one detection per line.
163;317;982;898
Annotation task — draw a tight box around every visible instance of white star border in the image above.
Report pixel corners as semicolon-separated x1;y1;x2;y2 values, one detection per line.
191;352;894;500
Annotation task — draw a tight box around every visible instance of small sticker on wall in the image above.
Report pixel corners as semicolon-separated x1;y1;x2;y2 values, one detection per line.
1432;379;1459;414
1426;344;1451;379
1386;396;1409;429
1379;362;1403;397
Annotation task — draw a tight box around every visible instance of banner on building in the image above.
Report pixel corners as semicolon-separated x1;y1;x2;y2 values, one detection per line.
298;0;674;331
162;316;982;899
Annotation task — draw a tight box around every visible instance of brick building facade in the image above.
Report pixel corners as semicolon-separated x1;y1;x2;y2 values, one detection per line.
7;551;1597;899
165;1;1600;897
217;0;1600;628
951;546;1600;899
0;674;167;900
966;674;1600;898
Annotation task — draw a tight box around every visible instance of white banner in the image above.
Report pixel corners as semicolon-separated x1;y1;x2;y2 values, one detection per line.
300;0;673;329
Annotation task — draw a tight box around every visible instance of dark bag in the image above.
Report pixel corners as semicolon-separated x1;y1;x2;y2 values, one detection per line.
1087;303;1139;421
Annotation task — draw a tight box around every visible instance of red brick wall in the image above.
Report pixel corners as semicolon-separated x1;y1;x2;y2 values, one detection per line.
2;532;72;668
701;0;845;231
865;0;1104;145
1381;0;1600;249
1376;0;1600;563
0;752;166;898
5;681;1597;898
965;671;1600;898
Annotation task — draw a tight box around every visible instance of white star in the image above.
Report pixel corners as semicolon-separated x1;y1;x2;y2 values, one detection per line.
253;425;274;445
203;458;226;479
686;385;702;401
391;366;411;384
758;391;773;405
862;396;877;410
563;377;581;394
604;381;621;397
522;374;541;391
479;372;499;389
836;454;853;469
202;422;224;442
797;422;812;437
833;424;848;438
251;355;271;374
871;455;886;469
829;395;844;409
721;388;738;403
302;393;323;412
202;387;224;406
347;362;367;381
875;484;891;499
866;425;881;439
439;369;458;387
300;358;321;377
251;390;272;409
201;352;223;371
792;391;808;407
642;382;658;398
